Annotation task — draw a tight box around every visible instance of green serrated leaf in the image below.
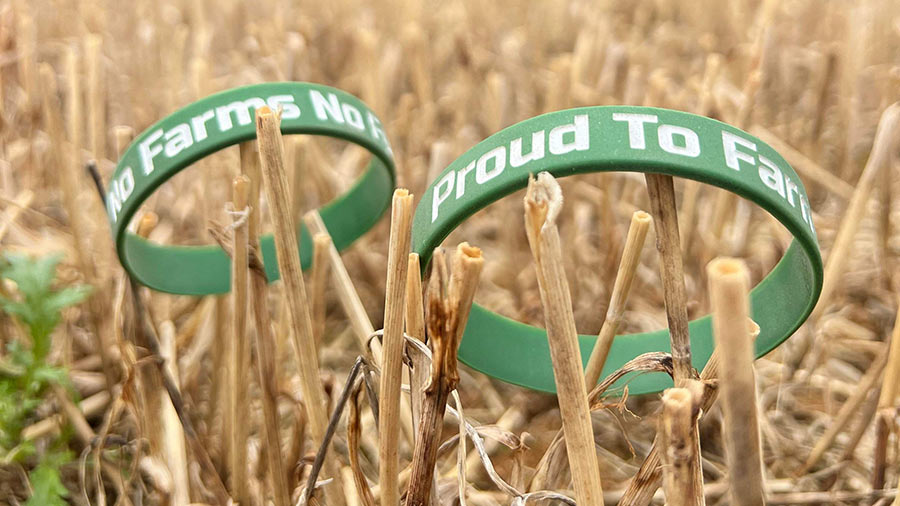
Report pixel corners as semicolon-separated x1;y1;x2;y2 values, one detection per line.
44;285;92;314
1;253;92;363
5;341;34;368
0;253;82;493
1;253;62;299
0;299;35;326
31;365;71;393
26;460;69;506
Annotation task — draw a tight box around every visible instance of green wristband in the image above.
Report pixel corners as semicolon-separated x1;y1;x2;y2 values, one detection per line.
107;82;395;295
412;106;823;395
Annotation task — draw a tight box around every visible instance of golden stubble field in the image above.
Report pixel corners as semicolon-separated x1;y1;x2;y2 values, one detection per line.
0;0;899;504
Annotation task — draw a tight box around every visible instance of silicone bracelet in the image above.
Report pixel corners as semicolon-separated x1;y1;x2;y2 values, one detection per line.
107;83;395;295
412;106;823;395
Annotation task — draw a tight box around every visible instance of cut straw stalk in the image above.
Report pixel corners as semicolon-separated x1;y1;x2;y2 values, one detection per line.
708;258;765;506
64;46;83;181
837;384;881;464
378;189;414;506
406;255;427;441
872;302;900;489
209;295;228;468
49;385;94;447
404;252;438;506
246;243;291;506
405;250;428;374
223;142;262;482
644;173;694;384
659;386;704;506
208;220;290;506
255;106;340;502
310;233;332;345
304;210;377;348
872;408;891;492
704;63;759;256
619;320;760;506
812;103;899;320
680;53;722;248
406;244;484;506
304;210;417;446
227;174;252;505
113;126;134;159
85;33;105;160
158;321;190;506
750;126;854;201
131;214;166;459
40;61;117;390
240;141;262;236
584;210;652;388
895;477;900;506
16;12;36;108
406;253;426;342
524;172;604;506
22;391;110;441
800;349;887;473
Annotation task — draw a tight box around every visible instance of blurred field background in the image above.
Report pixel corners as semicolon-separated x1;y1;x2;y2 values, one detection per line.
1;0;899;504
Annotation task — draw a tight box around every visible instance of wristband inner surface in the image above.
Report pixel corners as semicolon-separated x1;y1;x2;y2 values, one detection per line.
108;83;396;295
122;156;392;294
412;105;823;395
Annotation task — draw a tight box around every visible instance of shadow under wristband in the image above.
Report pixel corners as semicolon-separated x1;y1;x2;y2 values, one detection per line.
411;106;823;394
106;82;396;295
